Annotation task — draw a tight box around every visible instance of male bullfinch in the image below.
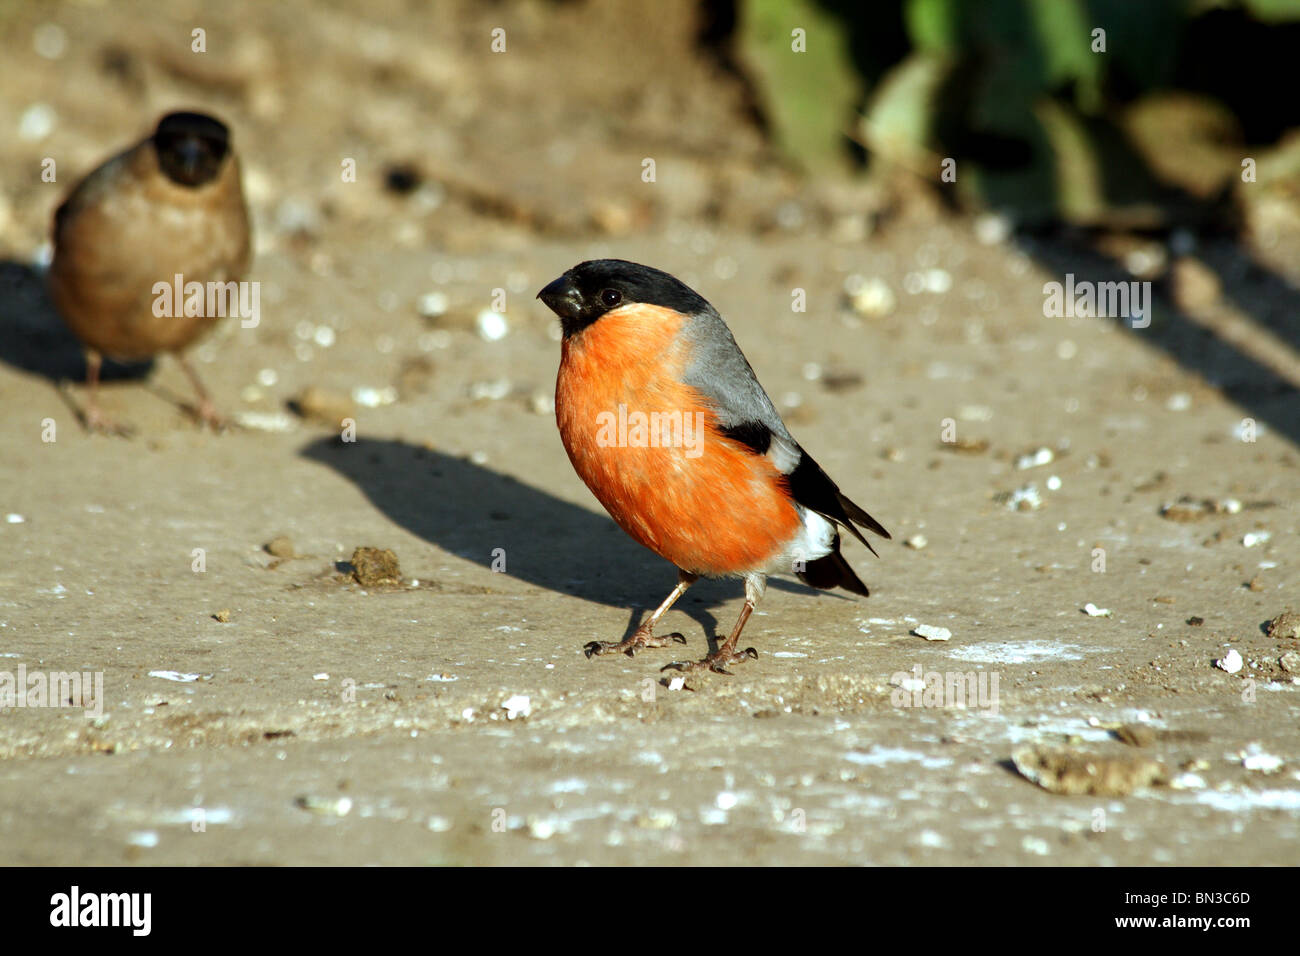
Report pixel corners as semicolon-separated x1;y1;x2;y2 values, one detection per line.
538;259;889;673
49;111;251;433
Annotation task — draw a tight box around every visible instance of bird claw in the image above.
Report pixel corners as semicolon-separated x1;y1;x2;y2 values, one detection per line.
83;406;134;437
662;646;758;675
191;400;230;432
583;630;686;659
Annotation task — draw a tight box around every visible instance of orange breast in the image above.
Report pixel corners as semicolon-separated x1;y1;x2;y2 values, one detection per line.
556;303;801;577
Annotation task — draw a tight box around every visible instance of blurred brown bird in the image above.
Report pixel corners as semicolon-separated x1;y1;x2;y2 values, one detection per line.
49;111;252;433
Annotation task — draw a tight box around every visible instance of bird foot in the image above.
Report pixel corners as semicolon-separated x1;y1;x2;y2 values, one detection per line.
191;399;230;432
662;646;758;675
82;405;134;437
584;627;687;659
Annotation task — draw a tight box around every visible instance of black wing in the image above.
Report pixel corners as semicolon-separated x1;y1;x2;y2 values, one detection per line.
784;451;890;556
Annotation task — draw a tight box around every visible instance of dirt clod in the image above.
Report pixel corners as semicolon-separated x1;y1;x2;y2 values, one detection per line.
264;535;296;559
350;547;402;587
290;387;355;427
1011;746;1168;796
1159;496;1241;522
1266;611;1300;641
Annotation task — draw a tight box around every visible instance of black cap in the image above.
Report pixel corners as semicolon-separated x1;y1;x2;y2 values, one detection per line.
152;111;231;187
537;259;710;337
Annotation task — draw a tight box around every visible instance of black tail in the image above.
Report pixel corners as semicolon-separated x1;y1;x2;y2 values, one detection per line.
796;534;871;596
837;491;891;543
785;453;891;557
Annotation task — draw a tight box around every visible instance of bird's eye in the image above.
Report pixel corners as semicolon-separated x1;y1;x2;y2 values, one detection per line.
600;288;622;308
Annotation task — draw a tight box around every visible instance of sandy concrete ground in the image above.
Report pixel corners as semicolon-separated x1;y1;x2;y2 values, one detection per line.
1;0;1298;865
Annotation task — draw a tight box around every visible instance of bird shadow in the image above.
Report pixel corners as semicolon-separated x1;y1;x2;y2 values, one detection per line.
299;435;841;646
1018;231;1300;450
0;259;155;385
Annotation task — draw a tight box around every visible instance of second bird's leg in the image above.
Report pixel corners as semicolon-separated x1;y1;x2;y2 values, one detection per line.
585;570;698;658
177;354;228;430
667;573;765;674
79;350;132;436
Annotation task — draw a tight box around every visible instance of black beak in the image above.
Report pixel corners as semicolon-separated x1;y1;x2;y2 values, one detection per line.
537;276;582;322
174;136;206;177
155;132;222;187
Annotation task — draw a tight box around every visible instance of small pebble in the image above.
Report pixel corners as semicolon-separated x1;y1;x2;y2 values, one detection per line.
503;694;531;720
149;670;204;683
998;484;1042;511
1170;773;1206;790
636;809;676;829
846;276;895;318
18;103;56;141
235;411;297;432
1240;745;1283;774
476;310;508;341
1233;420;1263;441
959;405;993;422
1021;836;1051;856
974;213;1012;245
1015;447;1054;470
469;379;512;401
264;535;296;558
923;268;952;294
912;624;951;642
526;817;557;840
417;292;449;318
33;23;67;59
352;386;398;408
296;795;352;816
1214;649;1243;674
